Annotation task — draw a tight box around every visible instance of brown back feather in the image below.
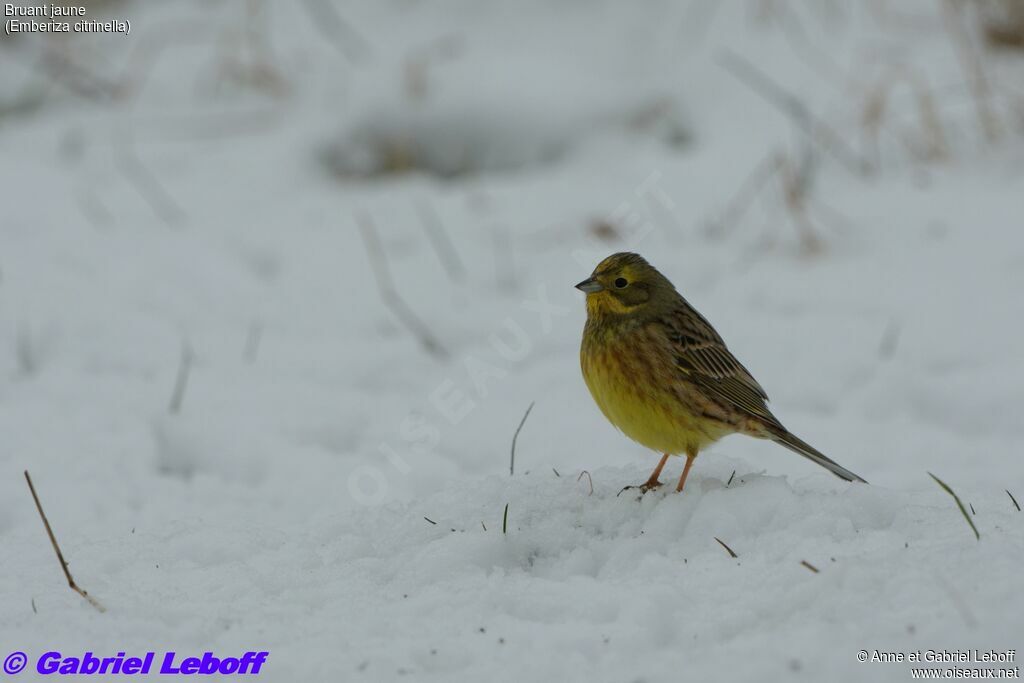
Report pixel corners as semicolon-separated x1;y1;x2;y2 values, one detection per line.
661;302;783;430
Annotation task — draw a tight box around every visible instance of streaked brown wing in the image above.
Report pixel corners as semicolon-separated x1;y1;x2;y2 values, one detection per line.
662;302;782;428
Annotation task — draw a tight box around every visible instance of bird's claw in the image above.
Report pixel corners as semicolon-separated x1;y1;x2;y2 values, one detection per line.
617;480;664;497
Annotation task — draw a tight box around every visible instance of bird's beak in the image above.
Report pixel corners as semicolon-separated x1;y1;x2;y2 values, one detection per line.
575;277;604;293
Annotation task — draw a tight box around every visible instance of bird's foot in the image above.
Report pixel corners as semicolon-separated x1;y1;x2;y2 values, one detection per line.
617;478;664;497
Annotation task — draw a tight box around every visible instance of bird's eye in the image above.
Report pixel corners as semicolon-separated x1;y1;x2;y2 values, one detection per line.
614;277;628;289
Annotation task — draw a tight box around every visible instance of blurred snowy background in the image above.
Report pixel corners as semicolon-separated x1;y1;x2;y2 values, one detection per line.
1;1;1023;681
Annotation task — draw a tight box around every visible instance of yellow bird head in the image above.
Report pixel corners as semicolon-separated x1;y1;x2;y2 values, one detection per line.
575;252;677;319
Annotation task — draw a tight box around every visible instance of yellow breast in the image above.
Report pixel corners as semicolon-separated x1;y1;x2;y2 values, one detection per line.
581;325;730;455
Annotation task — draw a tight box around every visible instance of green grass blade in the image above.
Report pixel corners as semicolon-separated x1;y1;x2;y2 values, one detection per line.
928;472;980;541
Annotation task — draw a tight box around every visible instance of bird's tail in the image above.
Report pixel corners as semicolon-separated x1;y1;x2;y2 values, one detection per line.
769;429;867;484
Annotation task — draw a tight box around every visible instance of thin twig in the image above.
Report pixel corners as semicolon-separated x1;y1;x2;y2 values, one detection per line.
1007;490;1020;512
778;151;824;255
416;201;466;283
772;1;858;92
114;130;186;227
718;50;870;176
168;342;194;415
24;471;105;613
862;65;949;167
552;468;560;477
714;537;739;558
77;190;116;229
243;322;263;364
942;0;1003;144
509;401;535;476
726;470;736;487
502;503;509;534
705;150;779;238
423;516;437;525
16;324;37;376
39;48;122;102
116;18;213;99
225;0;291;99
800;560;820;573
577;470;593;496
490;222;515;291
356;212;448;360
878;321;900;359
481;521;486;531
301;0;371;63
933;572;978;627
928;472;980;541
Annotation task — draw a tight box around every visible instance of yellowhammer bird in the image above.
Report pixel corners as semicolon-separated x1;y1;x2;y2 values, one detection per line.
577;252;866;493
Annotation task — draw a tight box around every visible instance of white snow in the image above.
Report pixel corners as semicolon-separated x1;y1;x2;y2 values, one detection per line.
2;1;1023;681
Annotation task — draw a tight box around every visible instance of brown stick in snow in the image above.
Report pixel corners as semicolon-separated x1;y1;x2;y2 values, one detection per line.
24;471;105;613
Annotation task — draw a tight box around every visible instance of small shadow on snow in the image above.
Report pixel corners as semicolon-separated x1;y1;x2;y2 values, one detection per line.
319;97;691;180
152;417;265;486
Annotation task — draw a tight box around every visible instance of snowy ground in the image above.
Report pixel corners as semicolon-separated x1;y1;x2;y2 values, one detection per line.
2;1;1023;681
